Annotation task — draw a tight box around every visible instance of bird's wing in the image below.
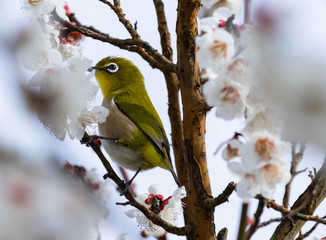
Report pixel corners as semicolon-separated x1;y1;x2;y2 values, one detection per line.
114;98;170;158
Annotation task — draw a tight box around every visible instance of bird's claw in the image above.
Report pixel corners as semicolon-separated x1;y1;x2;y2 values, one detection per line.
80;135;101;147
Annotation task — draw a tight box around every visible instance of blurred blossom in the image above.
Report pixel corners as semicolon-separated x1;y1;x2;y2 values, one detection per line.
125;184;186;235
21;0;55;18
253;0;326;147
199;0;242;18
203;75;248;120
197;29;235;72
0;150;110;240
19;3;109;140
228;131;290;200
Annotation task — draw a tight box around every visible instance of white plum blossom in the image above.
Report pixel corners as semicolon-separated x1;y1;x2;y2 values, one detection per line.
203;75;248;120
20;3;109;141
21;0;55;18
221;138;243;161
197;29;235;72
227;131;290;200
243;109;283;136
20;26;62;70
239;131;289;171
29;63;108;140
199;0;242;18
125;185;186;234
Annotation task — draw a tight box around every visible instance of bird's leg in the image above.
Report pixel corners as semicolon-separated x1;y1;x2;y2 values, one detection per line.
85;135;118;147
119;167;142;196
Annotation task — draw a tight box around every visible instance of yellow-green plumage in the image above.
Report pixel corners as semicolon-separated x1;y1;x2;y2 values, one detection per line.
93;57;180;186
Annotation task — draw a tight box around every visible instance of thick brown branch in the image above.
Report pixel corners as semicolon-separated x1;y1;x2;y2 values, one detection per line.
177;0;215;239
80;133;189;236
203;182;236;209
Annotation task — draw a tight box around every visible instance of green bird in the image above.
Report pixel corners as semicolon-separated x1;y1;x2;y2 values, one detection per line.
91;57;180;187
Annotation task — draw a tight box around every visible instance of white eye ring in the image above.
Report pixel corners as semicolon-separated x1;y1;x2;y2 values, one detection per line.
105;63;119;73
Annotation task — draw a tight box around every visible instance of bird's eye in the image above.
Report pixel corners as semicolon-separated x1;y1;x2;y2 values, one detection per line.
105;63;119;73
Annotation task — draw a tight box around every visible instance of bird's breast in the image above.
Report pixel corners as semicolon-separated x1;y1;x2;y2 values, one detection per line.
99;98;137;141
98;98;144;170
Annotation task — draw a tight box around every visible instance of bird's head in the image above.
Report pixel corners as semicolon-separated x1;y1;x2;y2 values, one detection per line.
90;57;144;97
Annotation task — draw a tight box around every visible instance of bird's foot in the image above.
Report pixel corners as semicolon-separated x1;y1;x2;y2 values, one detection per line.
119;180;132;196
82;135;117;147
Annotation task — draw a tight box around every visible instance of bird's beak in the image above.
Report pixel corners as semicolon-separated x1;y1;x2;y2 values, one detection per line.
87;66;101;72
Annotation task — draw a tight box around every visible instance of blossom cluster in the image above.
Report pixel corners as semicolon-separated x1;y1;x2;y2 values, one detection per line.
0;150;110;240
20;0;108;140
125;184;186;237
197;3;291;200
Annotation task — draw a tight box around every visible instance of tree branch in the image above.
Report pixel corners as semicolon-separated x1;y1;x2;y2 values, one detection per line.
295;221;320;240
98;0;140;39
245;195;266;239
237;202;249;240
51;9;177;73
267;200;326;225
283;143;305;209
258;218;282;228
203;182;236;209
80;133;190;236
270;157;326;239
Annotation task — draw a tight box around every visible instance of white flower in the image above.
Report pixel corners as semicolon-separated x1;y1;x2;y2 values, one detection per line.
20;28;63;70
199;0;242;18
239;131;289;171
203;75;248;120
21;0;55;18
197;29;235;72
58;44;83;60
70;106;109;140
227;131;290;200
29;61;107;140
221;138;243;161
229;161;290;200
0;152;106;240
125;185;186;233
243;109;283;136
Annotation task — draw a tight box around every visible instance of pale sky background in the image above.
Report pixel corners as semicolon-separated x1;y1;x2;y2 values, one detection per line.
0;0;325;239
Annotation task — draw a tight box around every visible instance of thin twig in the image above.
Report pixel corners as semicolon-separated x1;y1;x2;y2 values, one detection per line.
266;200;326;225
51;9;177;73
245;195;266;239
295;222;319;240
203;182;236;209
119;167;136;196
81;133;190;236
244;0;252;24
98;0;140;39
283;143;305;209
258;218;282;228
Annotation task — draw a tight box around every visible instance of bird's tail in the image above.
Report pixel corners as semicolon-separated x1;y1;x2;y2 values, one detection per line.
170;167;181;187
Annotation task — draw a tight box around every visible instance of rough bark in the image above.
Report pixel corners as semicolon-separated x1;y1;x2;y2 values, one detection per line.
270;159;326;240
176;0;216;239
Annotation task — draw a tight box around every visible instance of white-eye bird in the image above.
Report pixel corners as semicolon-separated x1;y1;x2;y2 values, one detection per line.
91;57;180;187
